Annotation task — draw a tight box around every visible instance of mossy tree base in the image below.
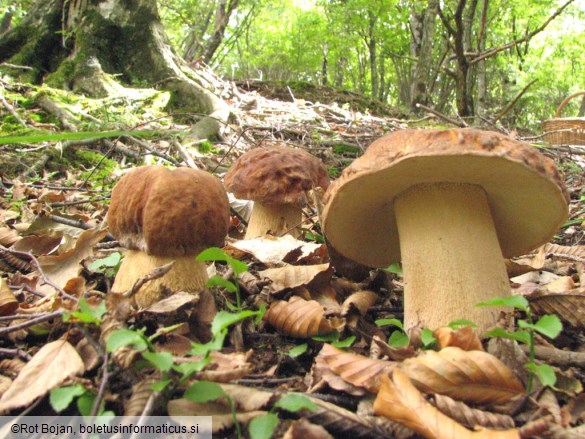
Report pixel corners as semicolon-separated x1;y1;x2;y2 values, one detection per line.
0;0;228;140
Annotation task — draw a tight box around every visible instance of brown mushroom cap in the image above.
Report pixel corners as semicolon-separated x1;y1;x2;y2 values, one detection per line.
223;147;330;206
108;166;230;256
322;128;569;268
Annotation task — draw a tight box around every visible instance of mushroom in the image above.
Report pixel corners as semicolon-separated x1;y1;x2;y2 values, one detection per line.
108;165;230;308
322;128;569;334
223;147;330;239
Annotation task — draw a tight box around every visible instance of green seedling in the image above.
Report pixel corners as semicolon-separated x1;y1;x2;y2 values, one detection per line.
50;384;112;416
385;262;403;275
196;247;248;310
304;229;325;243
248;393;319;439
477;296;562;392
63;297;107;325
375;318;409;348
420;328;437;350
287;343;308;358
312;332;355;348
88;252;122;278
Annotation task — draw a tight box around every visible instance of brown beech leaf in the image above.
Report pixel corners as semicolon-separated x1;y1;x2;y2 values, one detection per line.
372;335;417;362
432;393;516;430
374;370;520;439
229;235;325;265
341;290;379;316
400;347;525;405
38;227;108;292
541;243;585;263
319;344;396;393
308;346;368;396
259;263;330;293
434;326;484;351
526;289;585;328
282;418;334;439
0;340;84;412
0;278;18;316
264;296;344;338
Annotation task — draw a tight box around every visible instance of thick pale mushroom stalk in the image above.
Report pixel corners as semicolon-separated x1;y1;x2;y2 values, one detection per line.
112;251;210;309
394;183;509;333
245;202;303;239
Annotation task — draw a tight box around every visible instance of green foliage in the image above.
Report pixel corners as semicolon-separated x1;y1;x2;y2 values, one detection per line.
63;298;107;325
477;296;563;391
385;262;403;275
376;318;409;348
311;331;355;348
50;384;111;416
288;343;308;358
88;252;122;277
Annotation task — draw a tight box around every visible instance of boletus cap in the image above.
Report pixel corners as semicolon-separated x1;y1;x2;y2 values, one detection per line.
322;128;569;268
108;166;230;256
224;147;330;205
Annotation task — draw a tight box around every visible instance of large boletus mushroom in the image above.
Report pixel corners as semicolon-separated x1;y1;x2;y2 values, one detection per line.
224;147;330;239
108;166;230;308
322;128;569;334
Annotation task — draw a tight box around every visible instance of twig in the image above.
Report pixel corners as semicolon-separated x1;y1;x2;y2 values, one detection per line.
0;347;32;361
124;136;181;165
172;139;198;168
0;310;65;336
126;261;175;299
0;84;28;128
415;103;466;127
50;196;109;208
493;79;538;122
89;351;109;417
36;94;80;131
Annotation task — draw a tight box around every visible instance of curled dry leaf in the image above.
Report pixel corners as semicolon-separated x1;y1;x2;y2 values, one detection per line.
341;290;379;316
0;277;18;316
374;370;520;439
434;326;484;351
282;418;334;439
432;393;515;430
541;243;585;263
401;347;525;405
264;296;344;338
259;263;331;293
371;335;417;362
0;340;85;413
527;290;585;328
191;351;253;382
0;227;20;246
308;346;367;396
319;343;396;393
125;376;159;416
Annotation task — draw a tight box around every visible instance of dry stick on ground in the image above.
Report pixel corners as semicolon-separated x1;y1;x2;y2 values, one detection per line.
36;94;80;131
415;103;466;127
89;352;110;417
0;309;65;337
0;84;27;128
125;261;175;300
520;344;585;368
0;347;32;361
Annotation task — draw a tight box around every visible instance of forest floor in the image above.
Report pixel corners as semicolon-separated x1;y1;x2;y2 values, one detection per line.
1;68;585;438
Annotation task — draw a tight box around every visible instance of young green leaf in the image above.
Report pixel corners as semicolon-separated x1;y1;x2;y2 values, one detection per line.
448;319;477;329
274;394;318;412
375;318;404;330
288;343;308;358
174;357;211;378
533;314;563;339
248;413;279;439
106;328;148;352
88;252;121;272
388;330;409;348
420;328;436;348
476;296;529;311
206;274;237;293
311;332;339;343
142;351;174;372
385;262;402;275
332;336;356;348
63;298;107;324
196;247;248;275
151;379;172;393
525;363;557;388
211;310;262;337
50;385;87;413
184;381;226;403
485;327;531;345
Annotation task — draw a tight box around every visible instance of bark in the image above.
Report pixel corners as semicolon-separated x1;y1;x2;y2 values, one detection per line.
321;42;328;86
410;0;439;110
203;0;240;63
475;0;489;119
0;0;229;141
367;12;378;99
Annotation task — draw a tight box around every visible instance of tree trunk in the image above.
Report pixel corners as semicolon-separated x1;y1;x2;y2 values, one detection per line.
410;0;439;111
0;0;228;141
367;12;378;99
322;42;329;86
203;0;240;64
475;0;489;120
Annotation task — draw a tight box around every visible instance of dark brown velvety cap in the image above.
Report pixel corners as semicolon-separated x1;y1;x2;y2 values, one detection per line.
323;128;569;267
108;166;230;257
223;147;330;206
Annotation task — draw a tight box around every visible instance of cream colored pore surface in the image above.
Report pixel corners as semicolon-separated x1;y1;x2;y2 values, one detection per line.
322;154;568;268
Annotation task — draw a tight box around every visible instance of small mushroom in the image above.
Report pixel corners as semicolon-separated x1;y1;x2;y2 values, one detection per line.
108;166;230;307
223;147;330;239
322;128;569;334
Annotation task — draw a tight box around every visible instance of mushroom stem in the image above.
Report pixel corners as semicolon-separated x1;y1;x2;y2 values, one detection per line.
394;183;510;335
111;250;210;308
245;201;303;239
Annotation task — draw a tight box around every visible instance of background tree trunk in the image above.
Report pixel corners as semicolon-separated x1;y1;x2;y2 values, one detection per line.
0;0;229;141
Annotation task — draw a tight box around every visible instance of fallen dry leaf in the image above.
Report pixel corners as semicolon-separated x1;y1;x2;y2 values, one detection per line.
259;263;330;292
434;326;484;351
0;277;18;315
341;290;379;316
229;235;325;265
264;296;344;338
401;347;525;405
282;418;334;439
0;340;85;412
318;343;396;393
38;227;108;293
374;370;520;439
526;289;585;328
